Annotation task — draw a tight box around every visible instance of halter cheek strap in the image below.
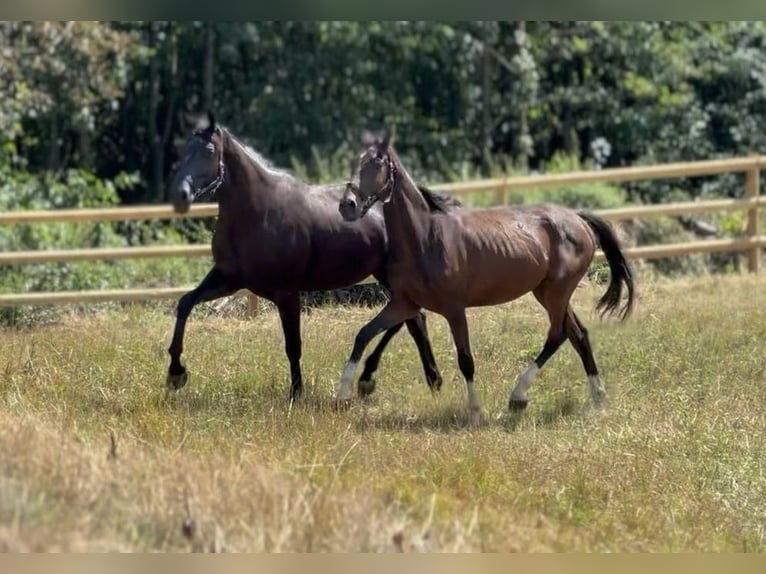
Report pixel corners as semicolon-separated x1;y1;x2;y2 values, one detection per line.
193;159;225;200
360;158;396;216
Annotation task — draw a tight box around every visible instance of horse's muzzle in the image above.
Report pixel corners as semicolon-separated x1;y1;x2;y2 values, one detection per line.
172;179;193;214
339;185;360;222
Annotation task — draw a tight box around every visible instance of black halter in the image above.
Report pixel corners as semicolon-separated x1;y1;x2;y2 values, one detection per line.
193;159;225;200
359;155;397;216
191;128;226;200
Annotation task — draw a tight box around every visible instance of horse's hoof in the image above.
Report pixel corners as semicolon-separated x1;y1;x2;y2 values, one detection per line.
428;373;443;393
358;377;376;399
333;397;353;412
469;409;482;428
508;398;528;412
166;368;189;391
588;398;606;415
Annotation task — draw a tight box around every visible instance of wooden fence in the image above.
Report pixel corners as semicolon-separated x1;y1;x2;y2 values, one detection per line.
0;155;764;309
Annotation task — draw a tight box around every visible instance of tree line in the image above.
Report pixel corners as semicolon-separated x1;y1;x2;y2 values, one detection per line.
2;21;765;205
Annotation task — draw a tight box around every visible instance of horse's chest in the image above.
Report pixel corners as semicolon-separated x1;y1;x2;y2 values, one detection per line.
211;223;296;275
388;245;453;304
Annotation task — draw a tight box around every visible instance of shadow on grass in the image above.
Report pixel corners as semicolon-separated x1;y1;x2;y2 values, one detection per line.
141;376;584;433
352;393;580;433
499;393;581;432
157;379;344;418
353;402;473;434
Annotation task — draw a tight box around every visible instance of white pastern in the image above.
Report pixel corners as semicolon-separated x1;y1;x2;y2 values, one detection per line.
465;380;482;427
511;363;540;403
588;375;606;405
336;361;358;401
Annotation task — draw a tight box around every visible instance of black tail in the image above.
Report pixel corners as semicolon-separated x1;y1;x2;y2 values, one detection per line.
578;210;635;320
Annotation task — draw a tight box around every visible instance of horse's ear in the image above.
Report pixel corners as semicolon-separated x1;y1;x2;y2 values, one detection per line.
207;110;217;131
380;127;395;151
360;129;377;147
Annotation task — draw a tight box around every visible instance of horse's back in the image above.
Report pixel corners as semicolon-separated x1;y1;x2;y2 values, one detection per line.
214;182;389;293
420;203;594;306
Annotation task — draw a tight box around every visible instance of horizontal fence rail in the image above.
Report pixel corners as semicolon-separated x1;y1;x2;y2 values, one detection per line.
0;155;764;308
0;203;219;225
0;245;211;265
434;156;765;195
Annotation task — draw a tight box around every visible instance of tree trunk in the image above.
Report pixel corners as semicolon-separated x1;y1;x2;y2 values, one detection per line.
77;124;91;170
160;22;178;195
46;114;60;172
147;22;162;203
515;21;532;168
202;23;215;112
480;26;492;177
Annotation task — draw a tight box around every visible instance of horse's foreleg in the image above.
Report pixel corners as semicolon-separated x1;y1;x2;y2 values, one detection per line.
275;293;303;404
357;311;442;398
166;268;237;390
357;322;404;398
336;301;417;405
445;310;481;428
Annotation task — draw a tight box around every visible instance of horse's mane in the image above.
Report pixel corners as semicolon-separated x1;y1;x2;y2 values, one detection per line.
417;185;461;213
220;127;297;182
386;146;460;214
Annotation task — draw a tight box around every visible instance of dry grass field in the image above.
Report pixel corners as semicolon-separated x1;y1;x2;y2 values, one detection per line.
1;272;765;552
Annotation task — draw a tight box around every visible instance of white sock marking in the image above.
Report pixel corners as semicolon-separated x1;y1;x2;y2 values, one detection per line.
336;361;357;401
588;375;606;405
466;380;481;426
511;363;540;403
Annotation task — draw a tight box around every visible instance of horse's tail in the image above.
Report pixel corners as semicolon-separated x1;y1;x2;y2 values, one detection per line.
577;210;636;320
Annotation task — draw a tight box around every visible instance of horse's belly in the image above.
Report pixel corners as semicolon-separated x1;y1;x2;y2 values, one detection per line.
464;257;547;307
302;238;383;289
211;224;384;293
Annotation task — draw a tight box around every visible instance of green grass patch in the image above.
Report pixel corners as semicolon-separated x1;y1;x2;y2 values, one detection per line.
0;272;765;551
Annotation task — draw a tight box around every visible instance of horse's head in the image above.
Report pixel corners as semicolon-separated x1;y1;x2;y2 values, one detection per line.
169;111;225;214
339;130;396;222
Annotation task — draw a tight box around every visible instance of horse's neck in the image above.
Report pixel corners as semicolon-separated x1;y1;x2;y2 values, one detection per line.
218;132;280;210
385;169;432;252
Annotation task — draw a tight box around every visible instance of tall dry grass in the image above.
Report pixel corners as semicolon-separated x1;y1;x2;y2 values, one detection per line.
1;272;765;551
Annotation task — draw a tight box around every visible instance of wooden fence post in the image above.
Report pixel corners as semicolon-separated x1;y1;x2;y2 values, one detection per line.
245;291;260;317
746;164;761;273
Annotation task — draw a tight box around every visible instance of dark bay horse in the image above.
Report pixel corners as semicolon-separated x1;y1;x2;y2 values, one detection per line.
165;114;448;402
337;133;635;426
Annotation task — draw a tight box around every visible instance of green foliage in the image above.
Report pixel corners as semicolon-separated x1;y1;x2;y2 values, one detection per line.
452;152;627;210
3;20;766;294
6;21;766;201
0;168;211;325
507;153;626;210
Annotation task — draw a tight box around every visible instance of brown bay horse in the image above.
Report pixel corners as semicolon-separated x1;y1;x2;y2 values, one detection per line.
337;133;635;426
166;113;448;402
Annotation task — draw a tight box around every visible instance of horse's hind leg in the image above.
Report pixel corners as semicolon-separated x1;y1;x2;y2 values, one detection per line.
167;267;237;390
509;284;568;410
565;306;605;406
